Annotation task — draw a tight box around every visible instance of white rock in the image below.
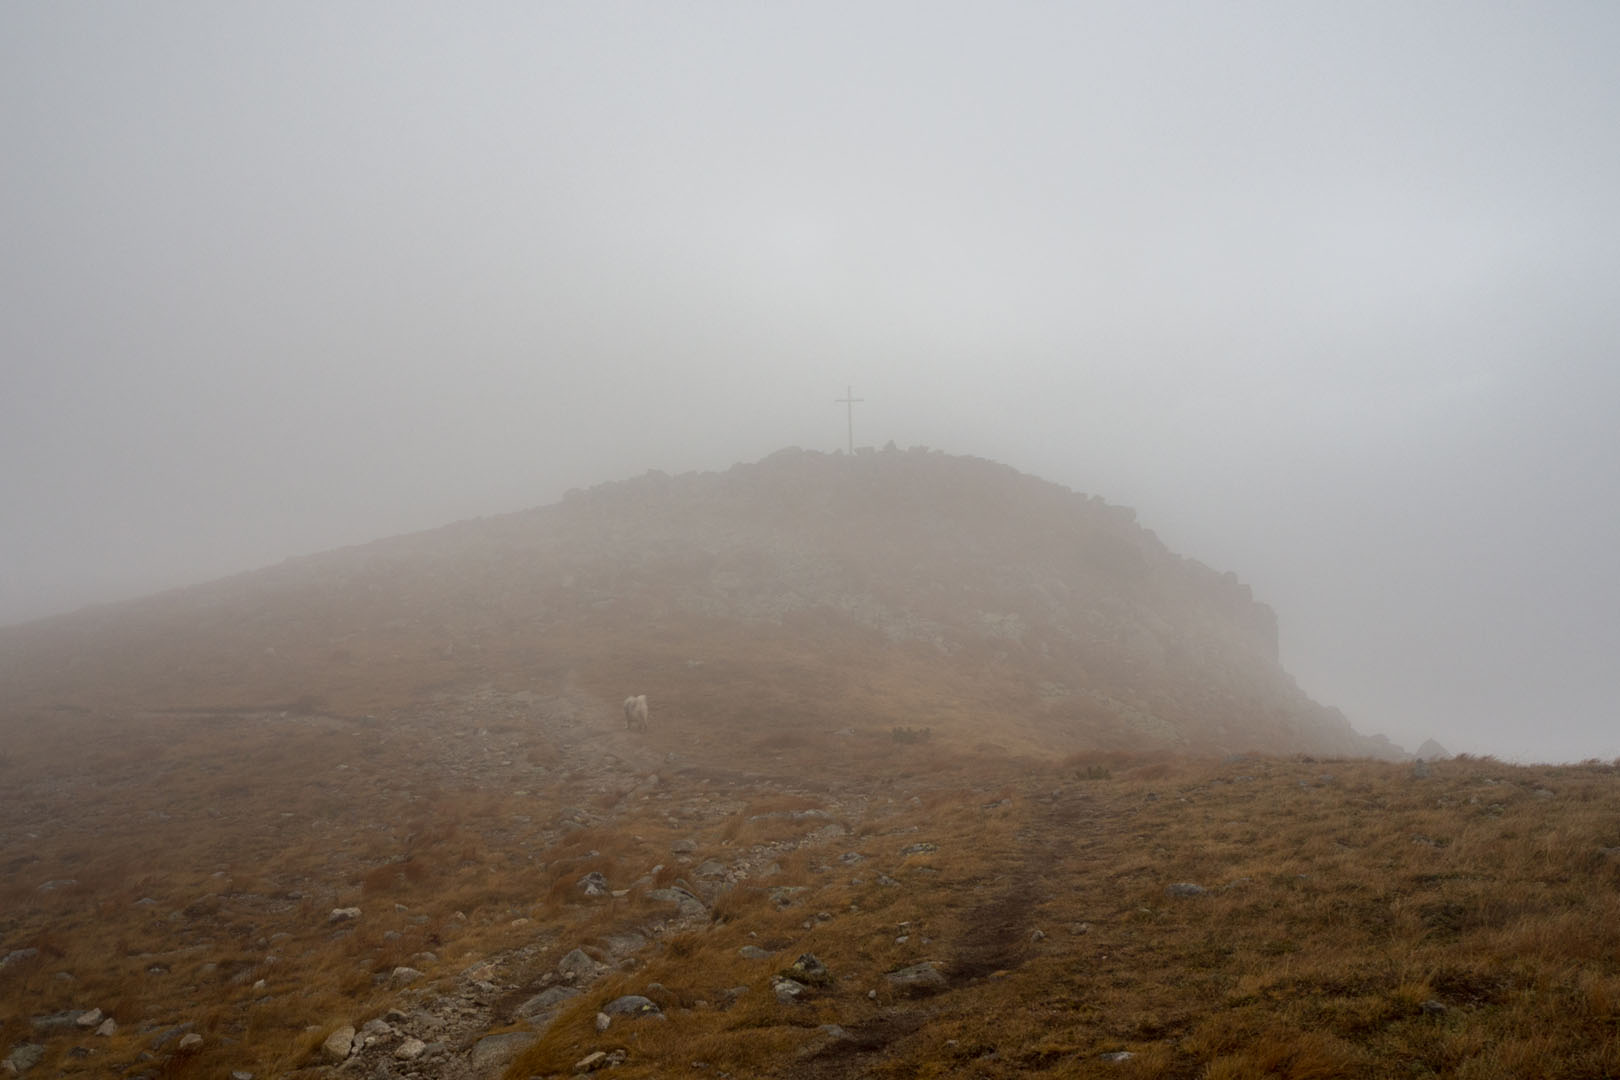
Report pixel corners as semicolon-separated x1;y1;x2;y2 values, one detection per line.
95;1018;118;1037
595;1011;611;1032
328;907;361;923
321;1024;356;1061
178;1033;203;1051
395;1038;427;1060
75;1008;102;1028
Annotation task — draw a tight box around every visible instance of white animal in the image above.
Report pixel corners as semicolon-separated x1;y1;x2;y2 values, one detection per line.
623;694;649;732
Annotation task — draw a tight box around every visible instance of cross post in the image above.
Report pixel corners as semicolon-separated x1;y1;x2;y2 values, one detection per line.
835;385;864;455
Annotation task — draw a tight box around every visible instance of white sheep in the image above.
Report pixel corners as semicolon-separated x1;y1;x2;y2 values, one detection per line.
623;694;649;732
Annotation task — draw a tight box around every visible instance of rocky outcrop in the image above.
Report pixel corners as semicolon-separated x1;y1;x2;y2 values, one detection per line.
1416;738;1452;760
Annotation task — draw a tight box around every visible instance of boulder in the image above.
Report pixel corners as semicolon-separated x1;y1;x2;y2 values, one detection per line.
601;994;661;1018
3;1045;44;1075
321;1025;355;1062
0;949;39;971
358;1018;395;1046
647;886;707;917
30;1011;84;1034
557;948;604;983
469;1031;536;1069
782;953;831;986
574;1049;626;1072
885;962;947;995
1415;738;1452;760
517;986;582;1019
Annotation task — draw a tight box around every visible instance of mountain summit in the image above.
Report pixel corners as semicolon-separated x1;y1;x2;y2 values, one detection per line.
1;446;1398;759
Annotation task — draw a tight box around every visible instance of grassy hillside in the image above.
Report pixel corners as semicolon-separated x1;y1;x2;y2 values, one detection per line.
1;692;1616;1078
8;448;1597;1078
0;447;1397;759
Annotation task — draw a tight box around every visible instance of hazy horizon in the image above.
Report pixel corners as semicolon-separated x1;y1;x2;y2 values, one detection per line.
4;3;1617;763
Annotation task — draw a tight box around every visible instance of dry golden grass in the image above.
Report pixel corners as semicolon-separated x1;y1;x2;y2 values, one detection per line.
3;694;1619;1079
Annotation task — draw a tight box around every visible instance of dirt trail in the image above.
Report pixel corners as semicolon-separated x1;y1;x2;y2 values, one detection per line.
783;786;1102;1079
948;787;1094;982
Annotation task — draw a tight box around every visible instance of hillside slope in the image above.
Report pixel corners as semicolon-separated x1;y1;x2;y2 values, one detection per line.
0;446;1397;759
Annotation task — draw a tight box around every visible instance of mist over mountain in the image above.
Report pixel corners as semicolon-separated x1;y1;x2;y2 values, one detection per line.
0;447;1399;760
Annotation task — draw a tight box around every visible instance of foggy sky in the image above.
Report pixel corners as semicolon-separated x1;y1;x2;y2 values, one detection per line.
3;3;1617;762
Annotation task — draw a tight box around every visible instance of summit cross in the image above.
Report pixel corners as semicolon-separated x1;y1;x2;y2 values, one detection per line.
835;385;864;455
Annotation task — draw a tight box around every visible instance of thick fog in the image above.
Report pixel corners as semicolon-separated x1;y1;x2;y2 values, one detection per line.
3;4;1616;762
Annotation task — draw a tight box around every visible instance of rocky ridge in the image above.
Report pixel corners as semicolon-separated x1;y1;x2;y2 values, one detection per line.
0;447;1397;759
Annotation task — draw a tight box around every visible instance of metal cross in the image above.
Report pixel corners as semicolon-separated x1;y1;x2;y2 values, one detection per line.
835;385;864;455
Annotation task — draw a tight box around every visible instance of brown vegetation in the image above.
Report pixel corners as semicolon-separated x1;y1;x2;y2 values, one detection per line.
1;698;1617;1078
0;450;1606;1076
